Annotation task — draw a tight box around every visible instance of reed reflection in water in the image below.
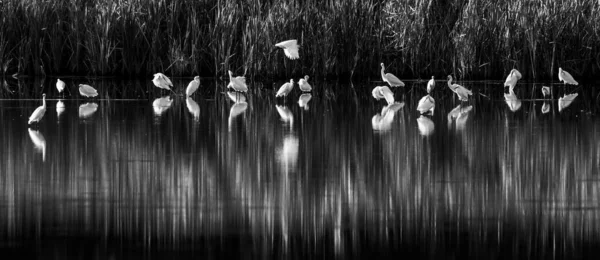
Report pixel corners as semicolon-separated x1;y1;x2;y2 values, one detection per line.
1;79;600;258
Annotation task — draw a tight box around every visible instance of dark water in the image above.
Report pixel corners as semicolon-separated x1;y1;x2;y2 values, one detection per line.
2;78;600;259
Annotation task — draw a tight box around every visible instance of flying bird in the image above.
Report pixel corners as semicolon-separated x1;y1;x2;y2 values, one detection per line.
186;76;201;96
298;75;312;92
380;63;405;87
28;94;47;124
79;84;98;98
447;75;472;101
275;39;300;60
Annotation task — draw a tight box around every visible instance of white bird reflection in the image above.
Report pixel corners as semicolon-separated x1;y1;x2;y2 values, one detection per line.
228;102;248;132
227;91;247;103
277;135;299;169
28;128;46;162
152;96;173;116
416;94;435;114
504;90;521;112
372;102;404;131
541;102;551;114
297;94;312;110
56;100;65;117
78;102;98;118
558;93;578;112
417;115;435;136
186;97;200;120
448;104;473;131
276;105;293;128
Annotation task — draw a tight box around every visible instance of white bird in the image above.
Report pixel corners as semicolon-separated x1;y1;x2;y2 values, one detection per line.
504;69;522;90
372;86;394;104
28;128;46;162
78;84;98;98
558;93;579;112
56;78;66;94
227;91;247;103
504;89;521;112
186;76;200;96
28;94;47;124
558;68;578;85
275;39;300;60
228;101;248;132
298;94;312;110
186;97;200;119
78;102;98;118
152;73;174;92
380;63;405;87
276;105;294;128
417;116;435;136
542;86;551;97
227;70;248;92
298;75;312;92
417;95;435;114
276;79;294;97
427;76;435;93
541;102;551;114
56;100;65;117
152;96;173;116
447;75;472;101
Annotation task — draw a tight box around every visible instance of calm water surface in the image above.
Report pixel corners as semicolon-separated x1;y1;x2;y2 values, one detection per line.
1;78;600;259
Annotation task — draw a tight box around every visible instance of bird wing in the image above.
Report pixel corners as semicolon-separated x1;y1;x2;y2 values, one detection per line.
427;79;435;93
560;70;579;85
28;106;45;123
276;83;290;97
275;40;297;48
283;47;300;60
160;74;173;86
384;73;405;87
372;87;383;100
186;81;199;96
513;69;522;79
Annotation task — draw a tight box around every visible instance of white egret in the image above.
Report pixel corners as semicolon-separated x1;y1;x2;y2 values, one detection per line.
276;105;294;128
541;102;550;114
558;68;578;85
28;128;46;162
417;115;435;136
372;86;394;105
427;76;435;93
227;91;247;103
416;94;435;114
298;75;312;92
56;100;65;117
78;84;98;98
28;94;47;124
542;86;551;97
447;75;472;101
228;101;248;132
504;69;522;90
298;94;312;110
186;76;200;97
504;89;521;112
276;79;294;98
186;97;200;119
152;73;174;92
78;102;98;118
227;70;248;92
558;93;578;112
380;63;405;87
275;39;300;60
152;96;173;116
56;78;66;95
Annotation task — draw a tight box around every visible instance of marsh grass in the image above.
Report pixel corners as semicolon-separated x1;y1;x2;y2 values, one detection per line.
0;0;599;80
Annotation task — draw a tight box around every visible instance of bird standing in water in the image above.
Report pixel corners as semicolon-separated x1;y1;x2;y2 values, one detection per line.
504;69;522;91
186;76;201;97
372;86;394;105
152;73;175;93
558;68;578;85
427;76;435;93
298;75;312;92
56;79;66;97
28;94;47;124
79;84;98;98
276;79;295;98
447;75;472;101
380;63;405;87
227;70;248;92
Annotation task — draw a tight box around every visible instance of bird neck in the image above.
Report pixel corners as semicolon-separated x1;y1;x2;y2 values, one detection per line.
447;78;453;88
42;97;46;108
380;67;385;79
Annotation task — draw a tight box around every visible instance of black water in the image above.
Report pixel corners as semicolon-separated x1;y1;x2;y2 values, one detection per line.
1;78;600;259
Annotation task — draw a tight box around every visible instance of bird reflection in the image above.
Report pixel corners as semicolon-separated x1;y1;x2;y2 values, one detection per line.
558;93;578;112
56;100;65;117
372;102;404;131
28;128;46;162
277;135;299;169
541;102;551;114
227;91;247;103
448;104;473;130
186;97;200;120
152;96;173;116
78;102;98;118
504;90;521;112
417;115;435;136
276;105;294;128
297;94;312;110
228;101;248;132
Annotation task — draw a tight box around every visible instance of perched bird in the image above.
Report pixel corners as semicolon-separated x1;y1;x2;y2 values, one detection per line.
79;84;98;98
380;63;405;87
28;94;47;124
276;79;294;98
447;75;472;101
186;76;200;97
504;69;522;90
558;68;578;85
372;86;394;105
541;86;551;97
152;73;174;92
417;95;435;114
558;93;579;112
275;39;300;60
56;78;66;95
227;70;248;92
298;75;312;92
427;76;435;93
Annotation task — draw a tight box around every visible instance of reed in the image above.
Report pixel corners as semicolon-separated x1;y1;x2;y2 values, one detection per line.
0;0;599;80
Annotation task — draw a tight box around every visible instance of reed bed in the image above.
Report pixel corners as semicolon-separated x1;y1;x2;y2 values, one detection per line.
0;0;599;80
